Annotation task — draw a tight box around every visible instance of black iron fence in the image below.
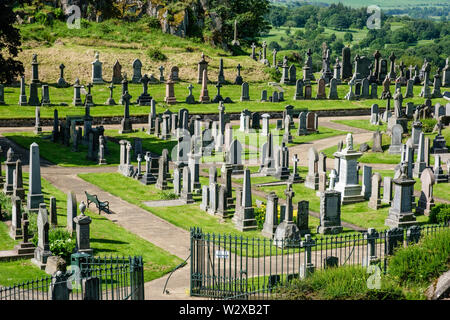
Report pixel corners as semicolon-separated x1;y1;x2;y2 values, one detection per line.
0;255;144;300
190;224;448;300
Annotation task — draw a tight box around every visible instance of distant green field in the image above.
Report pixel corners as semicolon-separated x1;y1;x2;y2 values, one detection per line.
302;0;445;9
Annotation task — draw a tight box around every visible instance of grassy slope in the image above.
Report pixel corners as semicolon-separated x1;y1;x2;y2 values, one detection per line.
0;173;183;286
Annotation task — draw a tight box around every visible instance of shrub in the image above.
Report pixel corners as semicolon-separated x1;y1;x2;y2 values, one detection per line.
53;8;64;20
147;48;167;61
254;205;266;230
0;192;13;220
421;119;437;133
147;16;161;29
387;229;450;285
428;204;450;225
35;11;53;26
158;191;177;200
266;66;281;82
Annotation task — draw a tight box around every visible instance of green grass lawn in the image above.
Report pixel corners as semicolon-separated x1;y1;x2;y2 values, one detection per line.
331;119;387;132
0;173;183;286
0;220;19;251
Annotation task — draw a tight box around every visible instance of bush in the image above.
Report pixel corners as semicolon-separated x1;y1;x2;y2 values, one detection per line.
428;204;450;225
147;16;161;29
266;67;281;82
35;11;53;26
268;41;281;51
387;229;450;285
147;48;167;61
0;192;13;220
421;119;437;133
254;205;266;230
157;191;177;200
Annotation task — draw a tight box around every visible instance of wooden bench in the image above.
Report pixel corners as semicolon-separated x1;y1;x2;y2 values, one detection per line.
85;191;110;214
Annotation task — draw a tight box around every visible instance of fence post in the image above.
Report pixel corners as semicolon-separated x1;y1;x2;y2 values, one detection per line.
385;227;404;256
130;256;144;300
364;228;379;266
299;234;315;278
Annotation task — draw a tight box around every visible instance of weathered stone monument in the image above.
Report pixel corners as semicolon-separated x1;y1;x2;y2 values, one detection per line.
416;168;435;216
32;204;52;269
317;190;343;235
27;143;44;213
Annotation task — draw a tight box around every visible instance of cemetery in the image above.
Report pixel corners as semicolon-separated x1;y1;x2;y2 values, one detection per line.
0;0;449;303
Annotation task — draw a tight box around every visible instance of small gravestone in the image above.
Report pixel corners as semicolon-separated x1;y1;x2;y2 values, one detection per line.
27;143;44;213
382;176;393;204
416;168;435;216
32;204;52;269
73;201;93;255
91;52;104;84
372;130;383;153
317;190;343;234
368;173;382;210
49;196;58;227
67;191;77;233
112;60;123;84
388;124;403;154
328;78;338;99
262;192;278;239
132;59;142;83
362;166;372;200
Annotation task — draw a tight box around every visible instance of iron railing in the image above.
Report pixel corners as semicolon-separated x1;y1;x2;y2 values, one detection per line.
190;224;449;300
0;255;144;300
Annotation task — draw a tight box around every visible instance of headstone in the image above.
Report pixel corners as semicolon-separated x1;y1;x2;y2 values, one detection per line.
119;91;133;134
32;204;52;269
197;53;208;84
341;46;352;80
305;147;319;190
388;124;403;154
12;160;25;201
234;169;257;231
91;52;104;84
413;132;427;178
131;59;142;83
112;60;122;84
240;82;250;101
368;173;382;210
362;166;372;200
317;190;343;234
273;183;301;248
27;143;44;213
372;130;383;153
385;165;417;228
262;192;278;238
382;177;393;204
10;197;22;240
199;69;210;103
316;78;326;99
328;78;338;99
416;168;435;216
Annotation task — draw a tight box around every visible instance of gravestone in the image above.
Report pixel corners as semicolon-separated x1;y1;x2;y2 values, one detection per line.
341;46;352;80
370;104;379;125
199;69;210;103
362;166;372;200
385;165;417;228
297;201;310;236
262;192;278;238
316;78;326;99
180;167;194;204
240;82;250;101
294;79;304;100
10;197;22;240
67;192;78;233
368;173;382;210
57;63;68;88
197;53;208;84
305;147;319;190
328;78;338;99
72;79;83;106
382;176;393;204
27;143;44;213
13;160;25;201
49;196;57;227
28;83;40;106
119;92;133;134
32;204;52;269
433;154;448;183
416;168;435;216
388;124;403;155
333;133;364;204
317;190;343;234
137;74;152;106
413;132;427;178
112;60;123;84
372;130;383;153
91;52;104;84
234;169;257;231
273;183;301;248
200;185;210;212
41;85;51;106
131;59;142;83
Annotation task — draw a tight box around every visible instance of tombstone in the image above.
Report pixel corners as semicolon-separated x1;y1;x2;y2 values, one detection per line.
328;78;338;99
362;166;372;200
382;177;393;204
226;139;244;175
289;154;302;183
370;104;379;125
119;92;133;134
317;190;343;234
273;184;301;248
199;69;210;103
306;112;318;133
165;78;177;105
431;122;448;154
91;52;104;84
260;113;270;136
261;192;278;238
304;85;312;99
10;197;23;240
405;79;414;98
381;76;391;100
118;76;128;105
372;130;383;153
137;74;152;106
361;78;370;98
234;169;257;231
405;102;414;119
385;165;417;228
431;72;442;98
200;185;210;212
32;204;52;269
131;59;143;83
305;147;319;190
413;132;427;178
416;168;435;216
368;173;382;210
420;61;432;98
344;78;356;100
240;82;250;102
316;78;326;99
180;167;194;204
170;66;180;82
112;60;123;84
388;124;403;154
12;160;25;201
39;85;51;106
155;154;168;190
433;154;448;183
333;133;364;204
288;65;297;85
26;143;44;213
341;46;352;80
197;53;208;84
28;82;40;106
72;78;83;106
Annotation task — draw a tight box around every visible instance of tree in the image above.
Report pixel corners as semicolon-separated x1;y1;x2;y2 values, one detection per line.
0;1;25;83
344;32;353;43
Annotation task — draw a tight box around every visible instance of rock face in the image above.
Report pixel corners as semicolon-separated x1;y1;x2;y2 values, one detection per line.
426;270;450;300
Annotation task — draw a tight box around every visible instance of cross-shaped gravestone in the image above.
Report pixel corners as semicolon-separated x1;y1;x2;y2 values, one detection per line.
86;83;93;94
141;74;150;94
59;64;65;77
215;82;222;95
122;92;132;116
293;154;299;175
187;84;194;95
158;66;165;81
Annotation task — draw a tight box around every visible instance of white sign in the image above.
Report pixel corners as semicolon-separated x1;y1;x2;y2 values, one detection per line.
215;250;229;259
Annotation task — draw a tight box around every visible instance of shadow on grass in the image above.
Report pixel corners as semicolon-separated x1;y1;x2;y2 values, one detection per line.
90;238;128;245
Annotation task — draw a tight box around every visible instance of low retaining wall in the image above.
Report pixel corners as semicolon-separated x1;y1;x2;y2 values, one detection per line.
0;108;372;128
